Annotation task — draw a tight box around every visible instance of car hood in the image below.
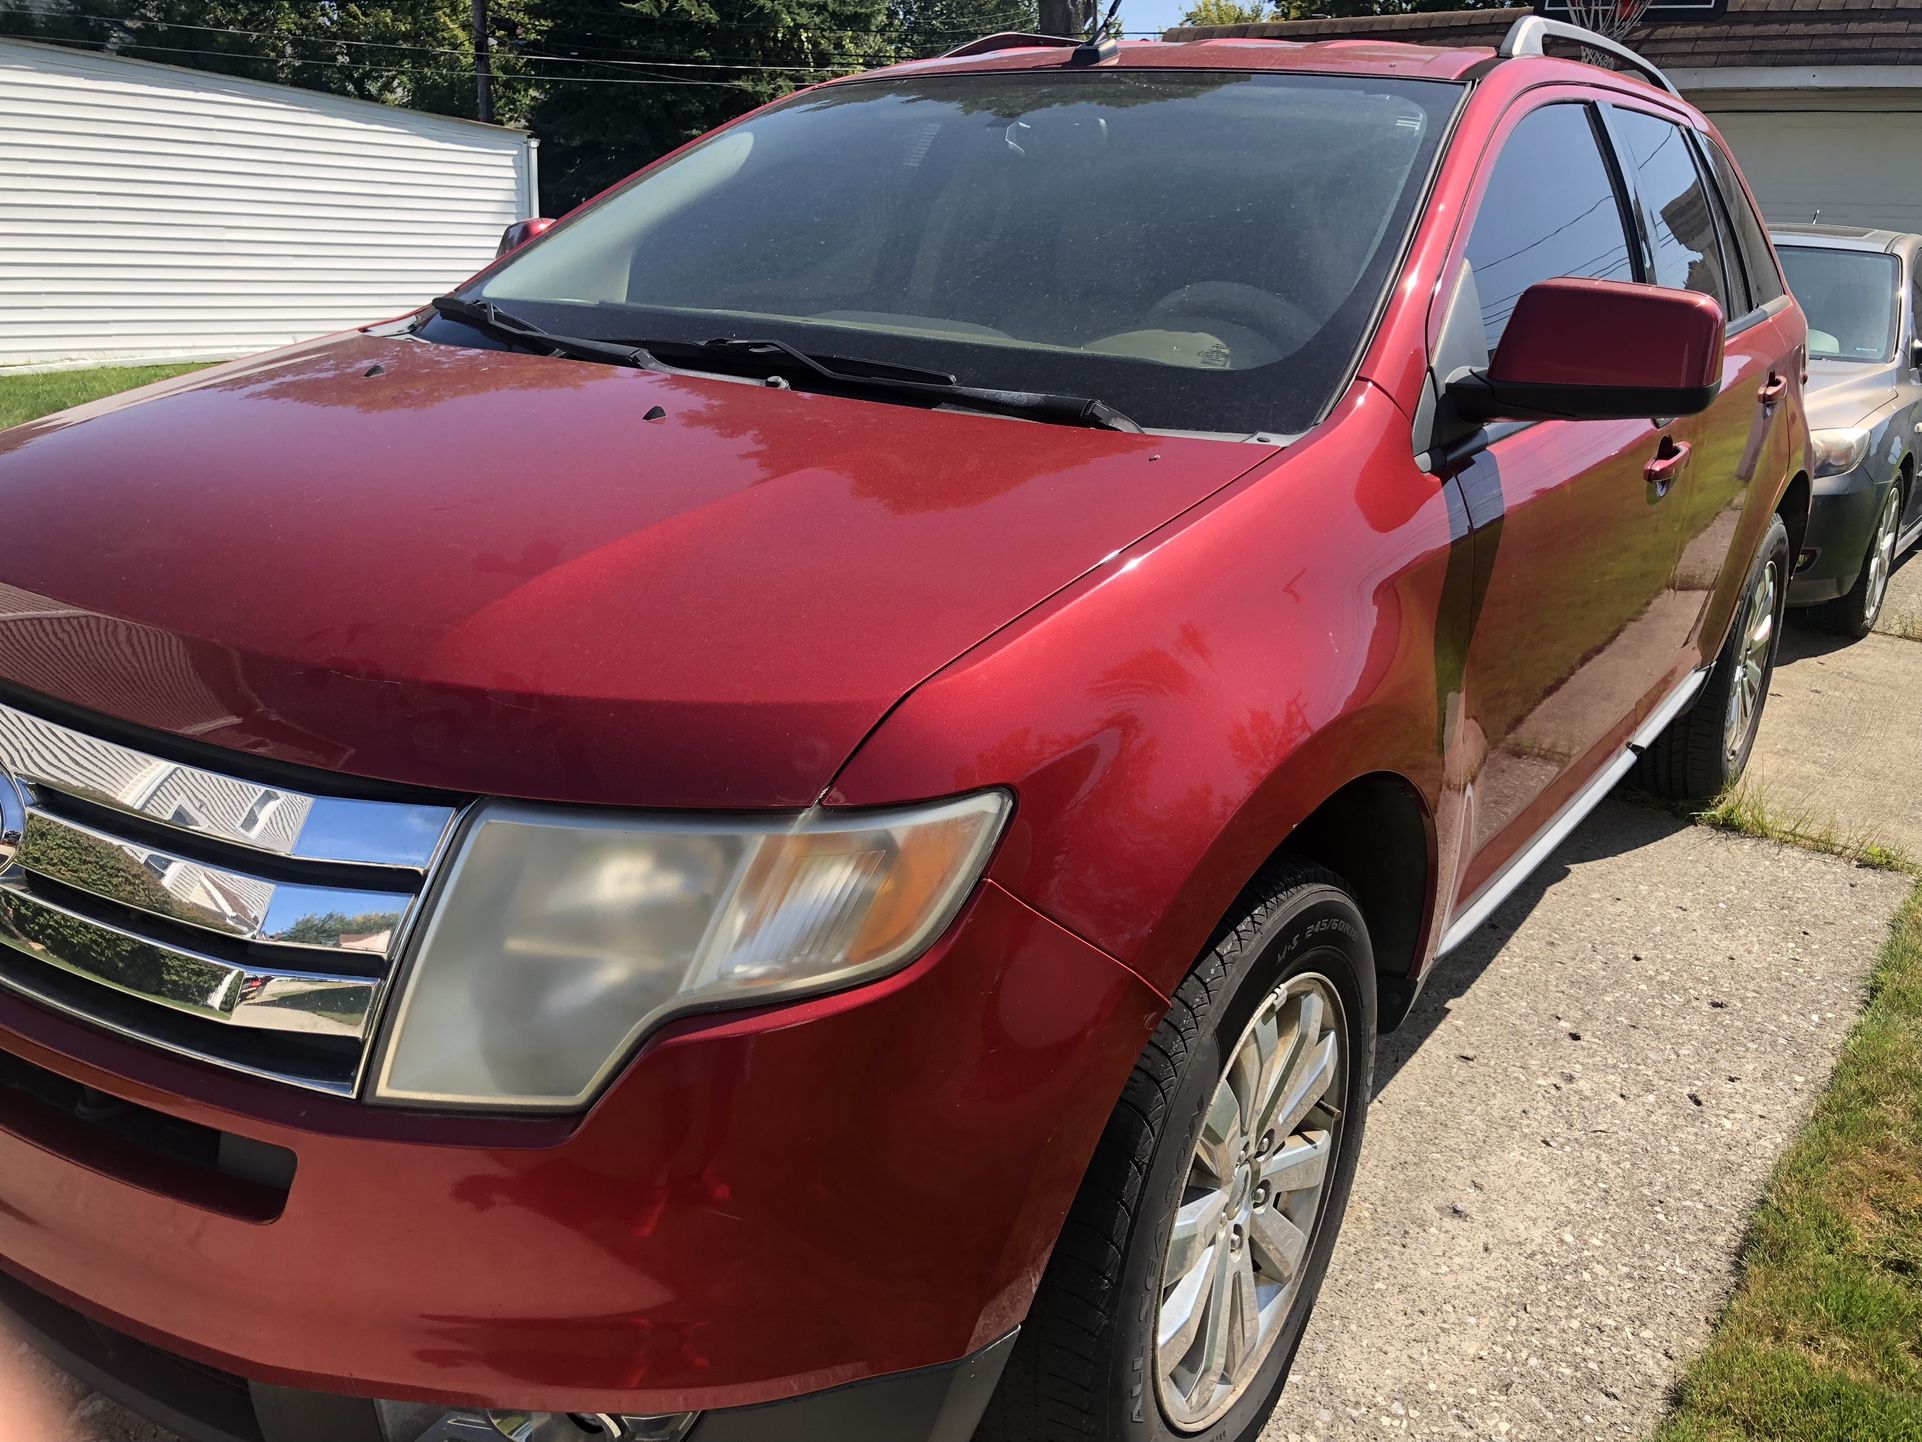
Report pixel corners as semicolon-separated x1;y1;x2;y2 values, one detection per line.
1804;358;1899;431
0;332;1275;807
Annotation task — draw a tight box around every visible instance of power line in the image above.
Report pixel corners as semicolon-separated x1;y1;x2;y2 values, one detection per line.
16;33;778;89
0;3;1182;89
0;3;982;71
0;11;860;72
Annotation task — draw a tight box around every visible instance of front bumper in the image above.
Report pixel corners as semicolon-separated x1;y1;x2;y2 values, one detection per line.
1788;462;1895;605
0;1264;1015;1442
0;879;1163;1420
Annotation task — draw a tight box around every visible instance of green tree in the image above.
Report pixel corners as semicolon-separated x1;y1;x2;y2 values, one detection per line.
1037;0;1092;34
0;0;545;128
276;910;403;948
1178;0;1277;23
527;0;890;214
1179;0;1515;19
886;0;1037;57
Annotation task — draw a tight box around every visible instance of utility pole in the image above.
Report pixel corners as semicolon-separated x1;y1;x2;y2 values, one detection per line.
1039;0;1096;37
471;0;494;124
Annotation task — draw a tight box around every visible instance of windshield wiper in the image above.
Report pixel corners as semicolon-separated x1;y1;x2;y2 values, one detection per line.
704;336;961;386
653;336;1142;434
429;295;660;371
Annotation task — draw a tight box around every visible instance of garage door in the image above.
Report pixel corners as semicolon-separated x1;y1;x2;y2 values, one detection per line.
1706;108;1922;234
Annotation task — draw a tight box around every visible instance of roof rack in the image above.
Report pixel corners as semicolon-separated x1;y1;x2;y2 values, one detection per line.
941;29;1120;64
940;32;1078;59
1498;15;1679;97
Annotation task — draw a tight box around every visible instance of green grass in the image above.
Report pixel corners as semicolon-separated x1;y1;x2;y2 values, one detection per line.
1653;881;1922;1441
1695;778;1920;876
0;363;208;430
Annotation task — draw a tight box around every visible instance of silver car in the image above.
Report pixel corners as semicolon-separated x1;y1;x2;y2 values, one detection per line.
1771;223;1922;636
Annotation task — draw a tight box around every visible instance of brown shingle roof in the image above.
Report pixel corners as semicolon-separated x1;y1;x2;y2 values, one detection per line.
1164;1;1922;70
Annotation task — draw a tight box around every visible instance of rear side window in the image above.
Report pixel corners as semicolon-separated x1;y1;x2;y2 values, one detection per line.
1909;265;1921;354
1611;107;1731;318
1702;137;1785;305
1465;104;1635;350
1695;139;1753;317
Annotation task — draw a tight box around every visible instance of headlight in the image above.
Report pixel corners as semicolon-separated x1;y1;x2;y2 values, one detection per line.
372;791;1010;1109
1811;427;1872;478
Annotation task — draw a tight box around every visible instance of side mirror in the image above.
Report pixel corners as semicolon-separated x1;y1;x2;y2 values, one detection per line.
1909;336;1922;372
497;217;556;257
1448;278;1725;423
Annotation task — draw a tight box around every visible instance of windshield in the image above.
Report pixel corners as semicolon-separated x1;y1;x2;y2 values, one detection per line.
1779;245;1900;362
457;70;1460;435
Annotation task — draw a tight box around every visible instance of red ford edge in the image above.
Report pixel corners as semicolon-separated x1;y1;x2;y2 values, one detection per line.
0;19;1808;1442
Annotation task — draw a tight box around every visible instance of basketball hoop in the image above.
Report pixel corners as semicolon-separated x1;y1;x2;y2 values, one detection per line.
1558;0;1652;62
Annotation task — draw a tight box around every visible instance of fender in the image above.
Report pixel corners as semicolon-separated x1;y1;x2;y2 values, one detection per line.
829;383;1466;999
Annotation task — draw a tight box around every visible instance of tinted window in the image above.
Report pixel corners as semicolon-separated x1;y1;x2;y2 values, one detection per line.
1612;108;1730;317
1696;138;1752;317
464;72;1461;435
1465;104;1635;349
1778;246;1900;362
1703;138;1785;305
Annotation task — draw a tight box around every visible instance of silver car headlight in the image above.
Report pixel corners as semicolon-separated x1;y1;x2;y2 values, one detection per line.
1811;426;1871;479
371;791;1010;1109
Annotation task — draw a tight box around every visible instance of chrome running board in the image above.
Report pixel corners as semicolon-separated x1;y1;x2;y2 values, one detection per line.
1438;668;1708;956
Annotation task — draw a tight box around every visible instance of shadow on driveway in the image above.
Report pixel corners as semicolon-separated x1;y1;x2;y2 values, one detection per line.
1375;799;1690;1096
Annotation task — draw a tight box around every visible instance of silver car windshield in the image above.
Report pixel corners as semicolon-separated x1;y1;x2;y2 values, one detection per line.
1779;245;1901;363
467;71;1461;435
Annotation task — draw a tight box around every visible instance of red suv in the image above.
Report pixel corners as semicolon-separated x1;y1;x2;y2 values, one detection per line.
0;18;1808;1442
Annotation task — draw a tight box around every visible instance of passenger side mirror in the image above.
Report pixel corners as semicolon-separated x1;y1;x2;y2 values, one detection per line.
497;217;556;257
1447;278;1725;423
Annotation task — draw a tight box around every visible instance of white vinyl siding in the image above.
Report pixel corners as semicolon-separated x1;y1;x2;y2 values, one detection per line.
0;37;536;371
1667;71;1922;236
1708;108;1922;235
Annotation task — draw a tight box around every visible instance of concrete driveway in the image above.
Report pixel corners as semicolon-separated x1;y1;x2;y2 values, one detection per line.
8;579;1921;1442
1879;543;1922;641
1270;804;1908;1440
1739;548;1922;857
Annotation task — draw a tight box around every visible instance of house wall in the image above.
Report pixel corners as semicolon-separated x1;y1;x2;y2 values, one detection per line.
1705;108;1922;234
0;37;537;372
1666;70;1922;235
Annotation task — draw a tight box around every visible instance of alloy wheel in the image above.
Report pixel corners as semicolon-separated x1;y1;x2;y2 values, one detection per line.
1863;485;1902;626
1154;974;1346;1432
1725;556;1778;761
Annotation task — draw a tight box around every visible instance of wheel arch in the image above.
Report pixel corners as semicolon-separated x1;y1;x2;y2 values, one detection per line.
1777;467;1811;566
1198;767;1441;1037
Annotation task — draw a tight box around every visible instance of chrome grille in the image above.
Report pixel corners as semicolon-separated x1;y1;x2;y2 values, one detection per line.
0;700;459;1095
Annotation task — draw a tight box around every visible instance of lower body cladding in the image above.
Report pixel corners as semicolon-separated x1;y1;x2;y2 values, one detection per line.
0;881;1166;1442
0;1265;1014;1442
1788;462;1901;606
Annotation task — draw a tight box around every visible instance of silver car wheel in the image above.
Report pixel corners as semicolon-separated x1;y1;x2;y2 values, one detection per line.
1863;484;1902;625
1154;974;1345;1432
1726;555;1777;761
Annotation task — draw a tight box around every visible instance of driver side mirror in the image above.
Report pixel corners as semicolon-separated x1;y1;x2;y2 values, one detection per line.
1448;278;1725;423
497;217;556;257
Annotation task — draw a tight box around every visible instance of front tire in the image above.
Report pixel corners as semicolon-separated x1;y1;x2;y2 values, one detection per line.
980;861;1375;1442
1815;480;1903;639
1637;512;1789;803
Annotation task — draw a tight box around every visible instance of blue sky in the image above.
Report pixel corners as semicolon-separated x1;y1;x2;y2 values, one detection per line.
1116;0;1193;36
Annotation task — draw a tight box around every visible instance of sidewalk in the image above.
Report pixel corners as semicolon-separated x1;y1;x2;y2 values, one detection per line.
1267;560;1922;1440
1743;550;1922;858
1269;804;1909;1440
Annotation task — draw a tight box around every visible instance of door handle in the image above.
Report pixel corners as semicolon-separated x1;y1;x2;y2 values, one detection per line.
1645;438;1690;492
1758;372;1788;403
